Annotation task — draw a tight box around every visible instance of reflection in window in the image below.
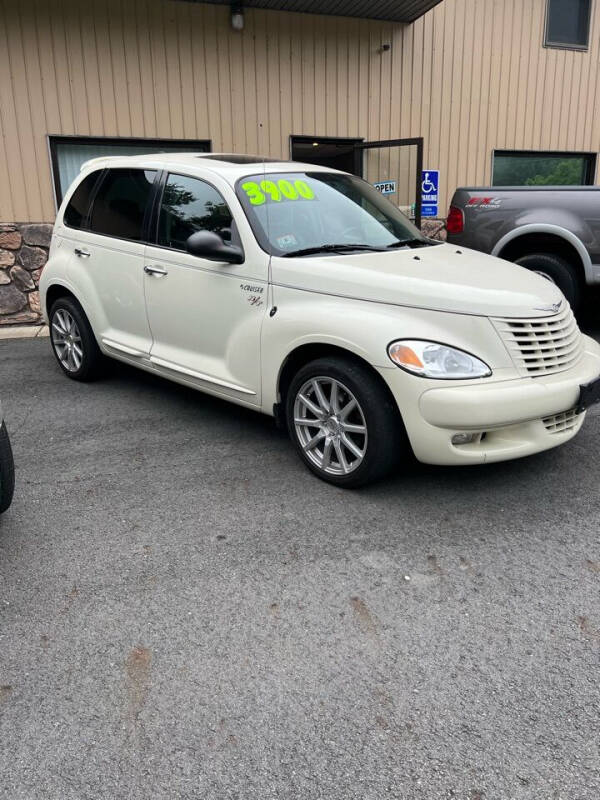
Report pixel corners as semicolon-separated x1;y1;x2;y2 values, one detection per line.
235;171;425;256
158;174;233;250
492;151;596;186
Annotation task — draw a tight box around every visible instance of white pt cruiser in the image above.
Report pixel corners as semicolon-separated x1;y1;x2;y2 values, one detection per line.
40;154;600;487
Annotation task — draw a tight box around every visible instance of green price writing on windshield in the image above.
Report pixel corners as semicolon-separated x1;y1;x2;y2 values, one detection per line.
242;179;316;206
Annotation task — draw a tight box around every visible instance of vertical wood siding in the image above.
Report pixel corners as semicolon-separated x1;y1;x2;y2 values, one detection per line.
0;0;599;222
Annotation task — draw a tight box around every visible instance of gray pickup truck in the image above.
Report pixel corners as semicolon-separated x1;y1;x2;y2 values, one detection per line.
446;186;600;310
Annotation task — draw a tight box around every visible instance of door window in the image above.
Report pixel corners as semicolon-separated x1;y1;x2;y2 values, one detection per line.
63;170;103;229
89;169;157;241
157;174;234;251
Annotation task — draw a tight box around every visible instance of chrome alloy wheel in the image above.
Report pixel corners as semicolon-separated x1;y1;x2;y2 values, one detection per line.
293;376;368;476
51;309;84;372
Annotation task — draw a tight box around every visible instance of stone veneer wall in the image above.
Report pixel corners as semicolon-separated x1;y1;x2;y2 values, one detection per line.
420;219;447;242
0;218;447;325
0;223;53;325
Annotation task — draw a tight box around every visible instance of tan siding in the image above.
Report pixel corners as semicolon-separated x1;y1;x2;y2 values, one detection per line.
1;0;599;222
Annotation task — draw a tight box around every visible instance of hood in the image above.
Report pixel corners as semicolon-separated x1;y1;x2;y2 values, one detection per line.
271;243;565;318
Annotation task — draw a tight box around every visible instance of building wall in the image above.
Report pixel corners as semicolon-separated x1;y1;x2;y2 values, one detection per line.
1;0;599;321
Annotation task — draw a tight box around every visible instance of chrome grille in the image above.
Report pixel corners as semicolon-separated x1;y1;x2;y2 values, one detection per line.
492;304;584;377
543;408;581;434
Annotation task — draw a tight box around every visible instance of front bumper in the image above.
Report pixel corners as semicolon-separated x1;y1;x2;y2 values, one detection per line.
383;334;600;465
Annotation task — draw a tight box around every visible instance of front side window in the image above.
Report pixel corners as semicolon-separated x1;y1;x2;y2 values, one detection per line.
545;0;591;49
157;174;234;250
493;151;596;186
89;169;156;241
235;172;429;256
63;170;102;229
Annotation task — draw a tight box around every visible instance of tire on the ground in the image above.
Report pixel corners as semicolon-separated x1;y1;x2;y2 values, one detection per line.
285;355;408;488
0;421;15;514
514;252;581;311
49;296;105;381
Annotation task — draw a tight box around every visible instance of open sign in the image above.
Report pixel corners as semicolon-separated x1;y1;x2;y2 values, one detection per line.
373;181;397;195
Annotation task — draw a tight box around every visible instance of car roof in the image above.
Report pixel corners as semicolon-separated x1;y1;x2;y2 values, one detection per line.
79;152;346;183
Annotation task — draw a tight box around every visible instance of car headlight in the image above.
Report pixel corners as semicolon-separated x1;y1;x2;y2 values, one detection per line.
387;339;492;379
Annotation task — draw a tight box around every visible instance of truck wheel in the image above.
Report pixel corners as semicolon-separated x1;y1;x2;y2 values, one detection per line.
286;356;406;488
514;253;581;311
49;297;104;381
0;421;15;514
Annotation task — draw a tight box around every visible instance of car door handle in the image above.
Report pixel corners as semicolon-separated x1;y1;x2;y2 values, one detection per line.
144;265;168;277
74;247;90;258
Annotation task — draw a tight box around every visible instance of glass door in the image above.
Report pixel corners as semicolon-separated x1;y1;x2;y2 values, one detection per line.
354;138;424;229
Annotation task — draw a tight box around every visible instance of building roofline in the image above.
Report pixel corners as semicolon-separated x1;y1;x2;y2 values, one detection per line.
177;0;443;23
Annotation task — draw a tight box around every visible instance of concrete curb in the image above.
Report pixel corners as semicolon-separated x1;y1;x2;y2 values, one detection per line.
0;324;49;340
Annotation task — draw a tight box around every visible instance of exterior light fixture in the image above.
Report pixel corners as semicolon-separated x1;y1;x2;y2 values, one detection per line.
231;4;244;31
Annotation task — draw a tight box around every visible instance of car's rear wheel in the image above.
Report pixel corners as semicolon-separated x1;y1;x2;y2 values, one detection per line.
286;356;406;488
514;252;581;311
49;297;104;381
0;421;15;514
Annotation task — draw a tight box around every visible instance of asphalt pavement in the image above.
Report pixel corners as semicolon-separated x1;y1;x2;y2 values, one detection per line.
1;324;600;799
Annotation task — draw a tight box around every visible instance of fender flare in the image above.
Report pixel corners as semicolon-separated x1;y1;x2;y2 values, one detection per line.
264;332;385;416
43;278;94;327
491;223;593;283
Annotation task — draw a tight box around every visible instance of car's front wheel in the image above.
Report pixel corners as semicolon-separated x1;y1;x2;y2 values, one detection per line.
0;421;15;514
286;356;406;488
49;297;104;381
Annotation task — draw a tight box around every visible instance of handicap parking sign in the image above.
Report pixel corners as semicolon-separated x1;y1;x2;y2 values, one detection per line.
421;170;439;217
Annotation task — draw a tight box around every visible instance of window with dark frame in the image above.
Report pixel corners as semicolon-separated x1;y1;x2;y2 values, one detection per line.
48;135;211;206
492;151;596;187
545;0;592;49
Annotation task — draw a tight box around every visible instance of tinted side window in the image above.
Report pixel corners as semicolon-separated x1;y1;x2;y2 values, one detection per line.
158;174;233;250
63;171;102;229
89;169;156;241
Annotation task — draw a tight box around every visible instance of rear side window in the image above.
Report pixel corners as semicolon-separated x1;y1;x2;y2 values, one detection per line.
63;171;102;229
157;174;233;250
89;168;156;241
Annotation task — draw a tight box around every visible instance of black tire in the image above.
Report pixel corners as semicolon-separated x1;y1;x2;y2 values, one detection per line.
285;356;407;488
49;296;104;381
514;252;581;311
0;421;15;514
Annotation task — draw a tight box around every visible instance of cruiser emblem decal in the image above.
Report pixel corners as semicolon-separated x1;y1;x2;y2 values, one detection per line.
240;283;264;307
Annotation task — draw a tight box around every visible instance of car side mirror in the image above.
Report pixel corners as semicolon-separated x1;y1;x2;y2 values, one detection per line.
185;231;244;264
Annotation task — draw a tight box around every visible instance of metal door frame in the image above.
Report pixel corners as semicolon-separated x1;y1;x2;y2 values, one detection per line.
355;137;424;229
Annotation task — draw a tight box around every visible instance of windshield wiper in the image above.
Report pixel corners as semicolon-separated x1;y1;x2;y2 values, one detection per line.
387;238;432;249
281;244;385;257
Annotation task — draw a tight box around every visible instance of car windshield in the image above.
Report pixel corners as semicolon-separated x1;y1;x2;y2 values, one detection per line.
235;171;432;256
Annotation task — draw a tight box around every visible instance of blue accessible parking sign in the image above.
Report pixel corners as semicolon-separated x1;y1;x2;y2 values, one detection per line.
421;170;439;217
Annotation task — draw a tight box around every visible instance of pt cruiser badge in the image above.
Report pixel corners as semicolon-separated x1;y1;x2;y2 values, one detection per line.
535;300;563;314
